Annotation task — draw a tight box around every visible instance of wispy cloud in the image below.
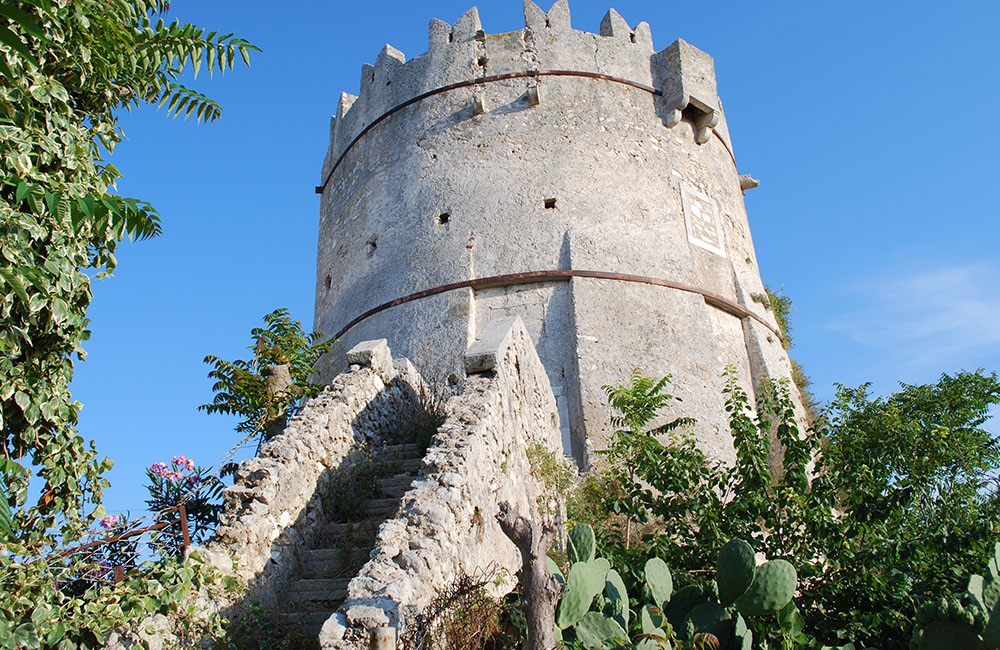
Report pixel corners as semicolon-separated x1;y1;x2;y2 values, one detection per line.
826;261;1000;370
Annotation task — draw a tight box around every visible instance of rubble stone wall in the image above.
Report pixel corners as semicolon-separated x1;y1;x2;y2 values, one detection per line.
207;345;430;611
321;316;563;648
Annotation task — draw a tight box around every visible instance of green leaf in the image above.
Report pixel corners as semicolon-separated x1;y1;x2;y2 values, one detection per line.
15;182;30;204
0;25;38;68
0;5;45;39
0;267;29;304
0;479;12;536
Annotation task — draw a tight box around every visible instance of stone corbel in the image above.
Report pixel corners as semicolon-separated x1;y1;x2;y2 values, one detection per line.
663;94;719;145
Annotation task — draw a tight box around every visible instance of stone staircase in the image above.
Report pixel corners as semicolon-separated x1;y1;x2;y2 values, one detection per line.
273;442;425;640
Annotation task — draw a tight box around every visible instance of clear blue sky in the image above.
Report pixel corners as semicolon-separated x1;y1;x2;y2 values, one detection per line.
69;1;1000;515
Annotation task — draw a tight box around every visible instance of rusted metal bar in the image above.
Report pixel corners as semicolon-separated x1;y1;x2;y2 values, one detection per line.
314;69;734;194
333;269;780;340
178;504;190;553
42;517;175;563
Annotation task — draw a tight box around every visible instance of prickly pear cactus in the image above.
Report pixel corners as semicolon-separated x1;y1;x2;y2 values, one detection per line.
568;522;597;565
557;556;611;629
910;542;1000;650
605;568;630;629
717;539;756;606
684;602;732;647
646;557;674;609
574;611;629;649
734;559;796;617
638;604;672;650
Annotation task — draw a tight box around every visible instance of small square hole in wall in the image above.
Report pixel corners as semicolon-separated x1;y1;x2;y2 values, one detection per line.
325;275;332;289
544;198;557;209
366;235;377;258
437;211;450;225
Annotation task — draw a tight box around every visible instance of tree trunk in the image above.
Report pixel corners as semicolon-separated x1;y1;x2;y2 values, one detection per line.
496;501;561;650
263;363;294;440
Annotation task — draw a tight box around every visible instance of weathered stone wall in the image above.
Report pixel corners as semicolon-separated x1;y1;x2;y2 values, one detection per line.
313;1;810;468
320;316;563;648
207;345;430;611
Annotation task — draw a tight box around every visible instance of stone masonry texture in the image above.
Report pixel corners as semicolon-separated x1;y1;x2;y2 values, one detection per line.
314;1;809;469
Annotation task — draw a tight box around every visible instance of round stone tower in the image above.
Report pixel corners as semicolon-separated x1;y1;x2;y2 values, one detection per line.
314;1;806;468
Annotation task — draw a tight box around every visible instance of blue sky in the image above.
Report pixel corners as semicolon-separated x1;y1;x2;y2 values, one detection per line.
69;1;1000;514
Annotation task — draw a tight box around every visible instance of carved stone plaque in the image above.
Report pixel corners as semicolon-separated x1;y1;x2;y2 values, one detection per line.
681;183;726;258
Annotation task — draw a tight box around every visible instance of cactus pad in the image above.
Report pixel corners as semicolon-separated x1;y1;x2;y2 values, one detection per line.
568;523;596;565
913;620;984;650
665;584;712;631
684;602;732;647
605;568;629;628
547;556;565;586
645;557;673;608
735;559;796;617
557;557;611;629
717;539;756;606
984;598;1000;649
574;611;629;649
637;605;670;650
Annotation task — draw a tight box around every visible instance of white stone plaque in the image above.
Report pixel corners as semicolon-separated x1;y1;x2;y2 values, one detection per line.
681;183;726;258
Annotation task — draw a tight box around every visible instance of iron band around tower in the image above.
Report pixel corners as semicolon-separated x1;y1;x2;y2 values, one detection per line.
314;69;737;195
332;269;780;341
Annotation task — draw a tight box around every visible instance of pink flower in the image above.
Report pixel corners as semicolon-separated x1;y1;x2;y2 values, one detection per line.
165;471;184;481
150;462;169;476
186;474;201;487
172;455;195;471
100;515;120;529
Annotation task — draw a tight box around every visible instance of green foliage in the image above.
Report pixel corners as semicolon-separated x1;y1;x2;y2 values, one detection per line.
753;287;820;423
1;0;255;542
0;1;255;644
143;458;225;554
577;367;1000;649
0;545;244;649
200;308;333;446
910;542;1000;649
600;371;695;548
553;525;795;650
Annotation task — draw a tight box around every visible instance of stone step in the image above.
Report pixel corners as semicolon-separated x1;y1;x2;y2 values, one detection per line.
375;457;421;473
375;476;413;498
300;547;372;577
375;442;423;459
365;497;400;517
273;611;330;638
283;578;349;607
316;519;381;546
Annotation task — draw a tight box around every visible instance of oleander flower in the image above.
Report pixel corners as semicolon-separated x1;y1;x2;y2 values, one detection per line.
100;515;120;529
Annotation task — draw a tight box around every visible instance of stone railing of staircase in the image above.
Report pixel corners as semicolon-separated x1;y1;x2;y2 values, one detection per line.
107;316;562;649
321;316;562;648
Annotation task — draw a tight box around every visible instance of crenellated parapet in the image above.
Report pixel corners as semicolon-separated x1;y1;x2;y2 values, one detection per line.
318;1;732;191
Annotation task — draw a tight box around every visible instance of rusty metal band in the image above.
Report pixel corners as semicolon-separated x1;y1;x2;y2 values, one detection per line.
315;70;735;194
334;269;779;339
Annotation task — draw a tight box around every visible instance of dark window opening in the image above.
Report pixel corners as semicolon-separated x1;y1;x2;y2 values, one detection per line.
544;198;557;209
366;235;377;258
630;32;636;43
325;275;332;289
477;56;488;67
438;212;451;225
681;104;703;124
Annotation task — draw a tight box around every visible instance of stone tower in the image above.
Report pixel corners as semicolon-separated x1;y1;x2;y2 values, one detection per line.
314;1;806;468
